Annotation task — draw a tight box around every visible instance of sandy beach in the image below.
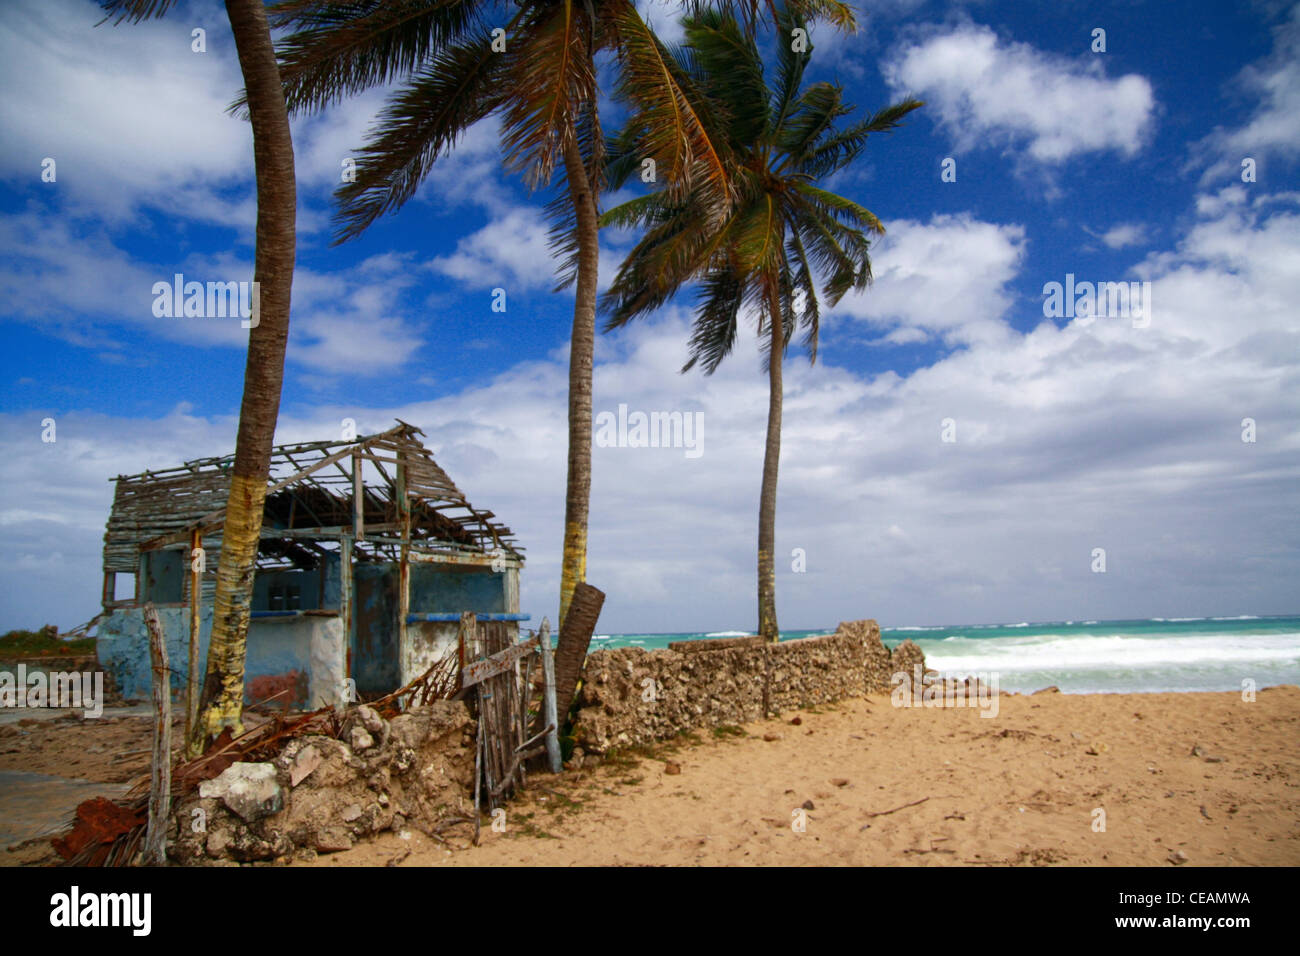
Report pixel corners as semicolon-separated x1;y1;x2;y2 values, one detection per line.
296;685;1300;867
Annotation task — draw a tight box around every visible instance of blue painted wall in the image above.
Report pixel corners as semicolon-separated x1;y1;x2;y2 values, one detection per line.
99;605;328;706
408;565;505;613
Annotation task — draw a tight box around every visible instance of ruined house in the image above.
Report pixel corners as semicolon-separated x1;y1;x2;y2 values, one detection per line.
97;421;525;709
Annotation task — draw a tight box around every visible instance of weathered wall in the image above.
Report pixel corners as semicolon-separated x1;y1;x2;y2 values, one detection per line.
573;620;925;754
97;607;346;709
400;564;516;686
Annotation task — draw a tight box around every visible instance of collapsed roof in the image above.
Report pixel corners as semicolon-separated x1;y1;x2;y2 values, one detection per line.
103;421;523;594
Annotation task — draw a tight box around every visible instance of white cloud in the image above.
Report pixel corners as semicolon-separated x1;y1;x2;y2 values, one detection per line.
884;22;1155;163
428;206;556;289
831;213;1026;346
1096;223;1149;249
0;213;428;374
1193;4;1300;185
0;0;254;224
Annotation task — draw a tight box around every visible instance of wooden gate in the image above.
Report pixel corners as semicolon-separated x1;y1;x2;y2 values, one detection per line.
456;613;560;843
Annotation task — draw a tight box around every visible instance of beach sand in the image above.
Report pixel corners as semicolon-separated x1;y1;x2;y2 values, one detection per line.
305;685;1300;867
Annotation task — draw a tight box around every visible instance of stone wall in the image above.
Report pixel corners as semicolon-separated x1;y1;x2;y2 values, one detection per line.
573;620;925;754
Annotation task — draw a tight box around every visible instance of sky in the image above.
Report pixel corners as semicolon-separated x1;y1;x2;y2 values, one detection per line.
1;0;1297;634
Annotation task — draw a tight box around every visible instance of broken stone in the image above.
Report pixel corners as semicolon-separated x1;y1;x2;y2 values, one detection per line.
315;827;353;853
289;745;322;787
801;799;815;811
1168;849;1188;865
350;725;375;751
198;762;284;823
762;732;782;742
664;761;682;775
205;826;233;858
357;705;386;737
341;803;363;823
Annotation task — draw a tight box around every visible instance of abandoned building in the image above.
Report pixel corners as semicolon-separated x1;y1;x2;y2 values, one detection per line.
97;421;525;709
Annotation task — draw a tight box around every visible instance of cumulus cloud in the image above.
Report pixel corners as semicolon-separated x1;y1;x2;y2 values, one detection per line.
428;206;557;290
884;22;1155;163
831;214;1027;346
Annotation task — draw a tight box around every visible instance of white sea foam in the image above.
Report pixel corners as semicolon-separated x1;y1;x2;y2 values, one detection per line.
926;632;1300;675
705;630;750;637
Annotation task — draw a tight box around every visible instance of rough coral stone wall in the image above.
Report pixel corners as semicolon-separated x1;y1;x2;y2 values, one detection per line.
889;639;927;688
574;644;766;755
574;619;925;754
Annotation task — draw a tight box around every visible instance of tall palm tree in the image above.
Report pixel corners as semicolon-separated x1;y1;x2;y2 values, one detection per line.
602;6;921;642
267;0;854;628
101;0;299;750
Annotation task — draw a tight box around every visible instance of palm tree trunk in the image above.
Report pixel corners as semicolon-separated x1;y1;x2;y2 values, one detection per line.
190;0;297;754
758;278;783;642
558;129;599;630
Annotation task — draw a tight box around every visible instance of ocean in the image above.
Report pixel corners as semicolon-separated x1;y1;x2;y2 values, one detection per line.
588;615;1300;694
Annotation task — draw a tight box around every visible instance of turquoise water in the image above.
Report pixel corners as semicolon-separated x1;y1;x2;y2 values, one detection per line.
590;616;1300;694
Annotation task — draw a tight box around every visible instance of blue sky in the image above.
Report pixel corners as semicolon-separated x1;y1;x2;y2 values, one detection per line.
2;0;1298;634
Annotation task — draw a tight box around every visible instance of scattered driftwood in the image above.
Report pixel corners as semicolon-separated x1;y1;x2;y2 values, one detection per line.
864;796;930;818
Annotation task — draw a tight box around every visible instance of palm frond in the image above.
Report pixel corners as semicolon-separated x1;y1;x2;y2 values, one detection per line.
775;80;849;162
681;0;857;35
332;30;505;243
602;0;733;215
790;181;884;234
500;0;596;189
683;267;746;374
786;224;821;362
97;0;179;24
270;0;482;115
681;9;769;146
770;5;811;134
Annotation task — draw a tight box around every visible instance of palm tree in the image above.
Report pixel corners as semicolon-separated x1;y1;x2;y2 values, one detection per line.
267;0;854;629
101;0;299;751
601;5;921;642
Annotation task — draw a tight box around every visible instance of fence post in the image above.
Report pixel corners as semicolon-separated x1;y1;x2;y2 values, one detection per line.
143;603;171;866
538;618;562;773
